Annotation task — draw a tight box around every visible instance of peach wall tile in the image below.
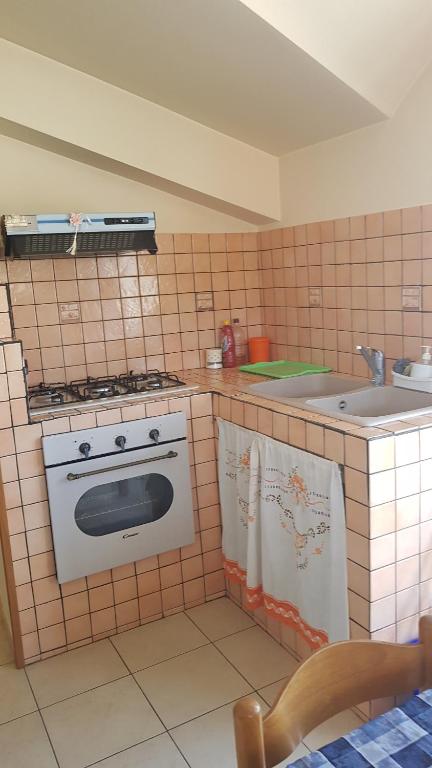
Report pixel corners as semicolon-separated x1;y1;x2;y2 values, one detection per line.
89;584;114;612
115;598;139;627
91;607;116;635
29;550;55;581
346;467;368;505
36;599;63;629
65;615;92;644
139;591;162;619
369;437;395;473
370;595;395;631
63;591;90;620
397;495;420;529
345;436;367;472
33;575;61;605
397;555;419;592
369;469;395;506
370;533;396;569
396;463;420;499
324;429;345;464
137;569;160;596
289;417;306;448
369;502;396;538
397;525;419;560
39;622;66;652
370;564;395;601
113;576;138;604
204;570;225;596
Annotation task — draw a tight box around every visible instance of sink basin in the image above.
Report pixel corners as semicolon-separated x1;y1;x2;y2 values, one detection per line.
305;386;432;426
244;374;369;403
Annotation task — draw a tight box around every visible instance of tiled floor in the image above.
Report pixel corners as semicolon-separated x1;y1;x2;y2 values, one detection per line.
0;597;363;767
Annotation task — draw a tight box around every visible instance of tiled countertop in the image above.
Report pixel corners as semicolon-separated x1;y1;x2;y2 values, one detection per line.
30;368;432;439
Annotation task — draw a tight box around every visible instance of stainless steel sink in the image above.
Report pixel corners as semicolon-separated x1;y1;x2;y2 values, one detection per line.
244;374;369;404
305;386;432;426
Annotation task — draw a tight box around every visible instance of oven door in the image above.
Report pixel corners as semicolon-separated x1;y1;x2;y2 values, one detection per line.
45;440;194;583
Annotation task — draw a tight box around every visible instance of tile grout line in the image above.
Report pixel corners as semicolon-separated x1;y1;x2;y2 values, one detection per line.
5;603;303;766
108;626;213;673
110;609;289;735
211;627;299;694
32;670;130;711
24;665;61;768
82;733;192;768
166;730;193;768
107;633;174;736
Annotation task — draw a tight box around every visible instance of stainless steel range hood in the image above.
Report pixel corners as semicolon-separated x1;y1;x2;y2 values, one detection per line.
2;212;157;258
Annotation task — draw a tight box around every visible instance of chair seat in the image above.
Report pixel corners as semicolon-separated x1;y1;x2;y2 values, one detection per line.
289;689;432;767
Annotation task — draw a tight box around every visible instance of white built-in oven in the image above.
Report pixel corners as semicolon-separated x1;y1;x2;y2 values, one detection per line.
42;413;194;583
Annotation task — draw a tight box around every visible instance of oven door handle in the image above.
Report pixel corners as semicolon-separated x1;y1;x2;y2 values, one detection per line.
66;450;178;481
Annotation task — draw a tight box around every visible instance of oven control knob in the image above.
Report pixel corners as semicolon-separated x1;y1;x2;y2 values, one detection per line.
79;442;91;459
149;428;160;444
115;435;127;451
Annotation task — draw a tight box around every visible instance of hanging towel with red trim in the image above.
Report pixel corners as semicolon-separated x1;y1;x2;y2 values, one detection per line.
217;419;348;649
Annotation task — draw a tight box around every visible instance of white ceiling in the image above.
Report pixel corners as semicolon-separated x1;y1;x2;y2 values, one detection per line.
0;0;385;155
241;0;432;115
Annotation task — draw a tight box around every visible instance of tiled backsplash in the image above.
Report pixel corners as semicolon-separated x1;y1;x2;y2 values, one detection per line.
4;205;432;384
260;205;432;380
0;232;262;384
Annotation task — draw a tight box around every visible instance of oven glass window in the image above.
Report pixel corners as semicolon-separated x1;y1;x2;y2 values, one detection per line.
74;473;174;536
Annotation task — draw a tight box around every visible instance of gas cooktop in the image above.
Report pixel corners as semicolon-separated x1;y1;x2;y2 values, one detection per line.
28;371;196;413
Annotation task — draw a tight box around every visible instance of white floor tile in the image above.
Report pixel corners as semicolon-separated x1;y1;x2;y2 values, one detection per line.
303;709;364;751
135;644;252;729
0;663;36;724
186;597;255;640
90;733;188;767
27;638;128;707
41;676;164;768
0;712;57;767
111;612;208;672
258;677;290;707
216;626;299;689
170;694;268;768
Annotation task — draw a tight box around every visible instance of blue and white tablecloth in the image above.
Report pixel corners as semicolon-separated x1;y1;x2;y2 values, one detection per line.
290;689;432;767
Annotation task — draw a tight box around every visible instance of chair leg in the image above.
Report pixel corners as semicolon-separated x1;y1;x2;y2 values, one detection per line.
234;697;267;768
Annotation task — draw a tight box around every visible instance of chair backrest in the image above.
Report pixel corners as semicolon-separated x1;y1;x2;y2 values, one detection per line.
234;615;432;768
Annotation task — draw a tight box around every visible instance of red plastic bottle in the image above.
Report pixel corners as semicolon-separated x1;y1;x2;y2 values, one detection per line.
221;320;236;368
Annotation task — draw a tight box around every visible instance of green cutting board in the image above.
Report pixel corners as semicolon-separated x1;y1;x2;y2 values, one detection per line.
239;360;332;378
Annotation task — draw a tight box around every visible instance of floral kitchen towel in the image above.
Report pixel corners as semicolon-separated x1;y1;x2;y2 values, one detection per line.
217;418;348;649
216;419;260;587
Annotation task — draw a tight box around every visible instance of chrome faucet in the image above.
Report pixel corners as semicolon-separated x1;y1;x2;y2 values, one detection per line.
356;345;385;386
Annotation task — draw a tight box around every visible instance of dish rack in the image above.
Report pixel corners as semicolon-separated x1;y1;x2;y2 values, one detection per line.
392;370;432;393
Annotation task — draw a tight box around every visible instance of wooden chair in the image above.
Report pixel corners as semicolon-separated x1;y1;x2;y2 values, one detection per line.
234;616;432;768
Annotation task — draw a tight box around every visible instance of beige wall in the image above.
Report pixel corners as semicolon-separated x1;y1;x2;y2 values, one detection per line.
0;39;279;223
279;61;432;226
0;135;256;233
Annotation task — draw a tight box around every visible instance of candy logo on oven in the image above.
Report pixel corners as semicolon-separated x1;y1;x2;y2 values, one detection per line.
122;532;139;539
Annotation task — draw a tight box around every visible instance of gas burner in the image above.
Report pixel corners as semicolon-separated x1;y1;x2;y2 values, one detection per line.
86;383;119;399
28;382;73;407
143;374;163;390
28;372;191;414
121;370;185;393
69;376;131;401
